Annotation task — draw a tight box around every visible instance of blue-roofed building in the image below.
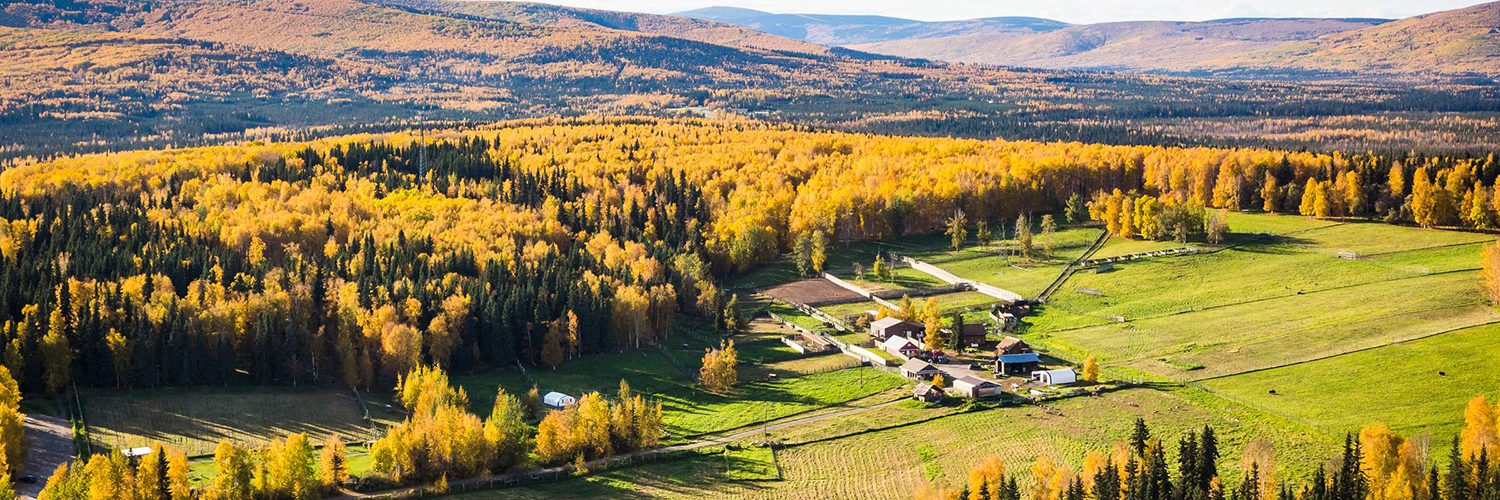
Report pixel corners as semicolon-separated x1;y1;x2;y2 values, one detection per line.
995;352;1041;375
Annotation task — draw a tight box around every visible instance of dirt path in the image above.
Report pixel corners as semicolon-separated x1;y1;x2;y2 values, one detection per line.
19;415;73;499
331;398;906;499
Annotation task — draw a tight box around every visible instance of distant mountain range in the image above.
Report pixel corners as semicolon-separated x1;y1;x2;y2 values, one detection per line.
679;2;1500;80
1;0;1497;159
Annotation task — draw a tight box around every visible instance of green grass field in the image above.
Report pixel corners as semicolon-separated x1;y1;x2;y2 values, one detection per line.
656;368;908;440
1199;322;1500;446
1023;214;1497;381
817;300;882;322
84;386;386;457
723;446;780;481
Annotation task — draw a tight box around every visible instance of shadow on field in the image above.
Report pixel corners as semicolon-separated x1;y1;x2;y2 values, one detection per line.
1222;233;1311;255
654;379;835;438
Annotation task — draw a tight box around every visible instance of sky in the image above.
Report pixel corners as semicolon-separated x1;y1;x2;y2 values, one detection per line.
531;0;1489;24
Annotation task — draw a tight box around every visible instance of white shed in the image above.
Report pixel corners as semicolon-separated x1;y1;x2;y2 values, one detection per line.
542;391;577;409
122;447;154;458
1032;368;1077;386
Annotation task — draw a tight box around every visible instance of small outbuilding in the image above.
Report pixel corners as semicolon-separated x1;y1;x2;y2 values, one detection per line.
952;376;1001;398
1032;368;1078;386
900;359;945;380
882;335;922;358
995;352;1041;375
542;391;577;409
912;383;945;403
870;317;925;340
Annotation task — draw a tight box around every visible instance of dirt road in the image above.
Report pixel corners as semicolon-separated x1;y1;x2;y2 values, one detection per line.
19;414;73;499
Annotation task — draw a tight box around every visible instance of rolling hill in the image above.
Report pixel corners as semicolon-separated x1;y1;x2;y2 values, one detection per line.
849;18;1390;73
677;6;1388;74
1218;1;1500;79
373;0;840;55
676;6;1068;46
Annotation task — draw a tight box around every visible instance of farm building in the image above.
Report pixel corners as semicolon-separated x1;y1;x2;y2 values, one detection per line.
952;376;1001;398
882;335;922;358
913;383;944;403
996;336;1033;355
948;323;988;348
542;391;577;409
995;352;1041;375
900;359;944;380
870;317;924;340
1032;369;1077;386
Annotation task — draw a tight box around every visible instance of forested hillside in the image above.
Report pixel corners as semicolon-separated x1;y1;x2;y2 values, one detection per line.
0;118;1496;396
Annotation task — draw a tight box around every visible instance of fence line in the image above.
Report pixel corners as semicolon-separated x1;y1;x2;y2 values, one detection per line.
515;362;536;388
1037;230;1110;303
897;257;1023;302
351;387;381;442
821;272;903;311
1078;247;1196;268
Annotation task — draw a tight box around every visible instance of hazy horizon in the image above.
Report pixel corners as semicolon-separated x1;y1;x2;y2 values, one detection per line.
516;0;1489;24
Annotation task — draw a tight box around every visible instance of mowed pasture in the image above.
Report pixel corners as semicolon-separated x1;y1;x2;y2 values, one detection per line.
1200;322;1500;446
904;226;1105;298
84;386;383;457
1024;213;1497;381
443;386;1339;500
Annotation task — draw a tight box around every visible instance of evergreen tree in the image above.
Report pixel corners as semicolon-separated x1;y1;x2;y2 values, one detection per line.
1131;418;1152;458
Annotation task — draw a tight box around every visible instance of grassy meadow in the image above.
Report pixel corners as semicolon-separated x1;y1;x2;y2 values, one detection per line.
1024;214;1496;380
1199;321;1500;445
83;386;385;457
